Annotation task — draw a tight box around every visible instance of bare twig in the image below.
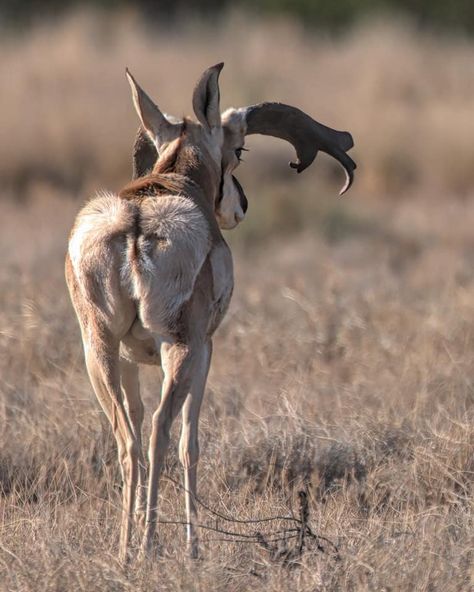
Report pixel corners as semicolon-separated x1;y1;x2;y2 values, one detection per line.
75;475;340;564
162;478;341;564
163;474;301;525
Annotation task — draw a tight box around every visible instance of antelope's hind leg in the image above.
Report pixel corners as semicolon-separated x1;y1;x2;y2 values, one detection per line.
120;358;147;533
84;335;141;564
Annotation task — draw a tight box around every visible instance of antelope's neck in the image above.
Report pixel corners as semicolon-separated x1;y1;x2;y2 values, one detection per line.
178;151;221;209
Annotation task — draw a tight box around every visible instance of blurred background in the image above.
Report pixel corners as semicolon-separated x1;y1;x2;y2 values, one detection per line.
0;0;473;209
1;2;473;590
1;0;474;247
1;0;474;212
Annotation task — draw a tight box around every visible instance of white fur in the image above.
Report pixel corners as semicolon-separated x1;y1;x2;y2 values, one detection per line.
127;195;211;333
217;172;245;229
221;107;248;134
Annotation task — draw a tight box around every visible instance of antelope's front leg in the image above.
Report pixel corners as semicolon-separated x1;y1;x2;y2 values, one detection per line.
179;340;212;558
141;341;197;556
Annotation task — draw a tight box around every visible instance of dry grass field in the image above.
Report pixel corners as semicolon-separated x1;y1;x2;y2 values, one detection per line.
0;10;473;591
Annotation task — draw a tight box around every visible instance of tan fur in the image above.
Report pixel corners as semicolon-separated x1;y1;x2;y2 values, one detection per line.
119;173;192;202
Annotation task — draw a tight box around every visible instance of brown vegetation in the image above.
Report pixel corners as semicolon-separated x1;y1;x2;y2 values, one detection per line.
0;10;473;591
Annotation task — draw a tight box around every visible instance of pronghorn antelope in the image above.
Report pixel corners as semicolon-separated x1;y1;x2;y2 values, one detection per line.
65;63;356;562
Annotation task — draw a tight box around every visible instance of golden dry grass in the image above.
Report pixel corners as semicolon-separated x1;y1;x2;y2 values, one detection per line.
0;10;473;591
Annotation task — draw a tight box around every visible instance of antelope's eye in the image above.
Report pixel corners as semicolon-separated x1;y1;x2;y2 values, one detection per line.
235;147;243;161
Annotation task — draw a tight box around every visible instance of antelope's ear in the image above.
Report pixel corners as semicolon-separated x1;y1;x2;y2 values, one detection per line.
126;68;174;146
132;127;157;179
192;62;224;130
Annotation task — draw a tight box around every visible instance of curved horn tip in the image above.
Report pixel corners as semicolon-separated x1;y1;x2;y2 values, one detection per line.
125;68;138;88
338;169;354;196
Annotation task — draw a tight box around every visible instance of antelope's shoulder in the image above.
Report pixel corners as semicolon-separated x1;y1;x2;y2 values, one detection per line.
138;193;210;250
134;194;212;281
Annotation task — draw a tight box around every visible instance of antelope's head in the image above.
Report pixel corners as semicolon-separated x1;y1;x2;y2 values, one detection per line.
127;63;357;231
